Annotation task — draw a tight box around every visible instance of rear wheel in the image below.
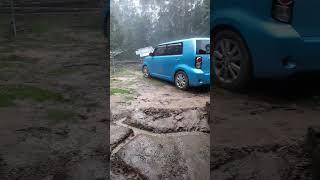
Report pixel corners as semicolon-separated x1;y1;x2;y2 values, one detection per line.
175;71;189;90
212;29;252;90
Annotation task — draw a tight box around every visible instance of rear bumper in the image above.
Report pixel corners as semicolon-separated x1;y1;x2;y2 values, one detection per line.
187;68;210;87
245;21;320;78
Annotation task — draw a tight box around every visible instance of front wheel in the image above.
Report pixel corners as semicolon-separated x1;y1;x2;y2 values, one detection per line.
212;30;252;90
175;71;189;90
142;66;150;78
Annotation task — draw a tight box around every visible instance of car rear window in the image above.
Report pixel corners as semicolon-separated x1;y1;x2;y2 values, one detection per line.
196;40;210;55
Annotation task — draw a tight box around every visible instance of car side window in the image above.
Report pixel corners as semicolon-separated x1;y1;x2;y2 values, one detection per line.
165;43;183;55
154;45;166;56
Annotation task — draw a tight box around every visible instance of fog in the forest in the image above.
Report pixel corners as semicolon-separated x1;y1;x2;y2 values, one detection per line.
111;0;209;59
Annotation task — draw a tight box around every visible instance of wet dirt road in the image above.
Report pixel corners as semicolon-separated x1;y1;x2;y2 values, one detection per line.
211;79;320;179
110;65;210;179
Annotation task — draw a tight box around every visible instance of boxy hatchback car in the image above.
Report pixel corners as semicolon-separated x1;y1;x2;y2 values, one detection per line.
142;38;210;90
211;0;320;90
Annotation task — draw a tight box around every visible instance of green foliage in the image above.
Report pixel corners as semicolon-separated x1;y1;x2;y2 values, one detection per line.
111;0;210;60
0;85;65;107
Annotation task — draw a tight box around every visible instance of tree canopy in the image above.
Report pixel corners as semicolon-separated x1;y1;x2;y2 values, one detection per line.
111;0;209;59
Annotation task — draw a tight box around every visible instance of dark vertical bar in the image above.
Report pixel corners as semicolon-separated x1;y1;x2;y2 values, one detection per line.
103;1;111;180
10;0;17;37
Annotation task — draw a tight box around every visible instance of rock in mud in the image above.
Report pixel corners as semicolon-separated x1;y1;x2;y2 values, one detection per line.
115;134;210;180
174;114;184;121
110;124;133;150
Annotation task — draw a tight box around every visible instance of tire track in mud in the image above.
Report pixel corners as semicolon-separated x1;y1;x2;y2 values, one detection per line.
123;107;210;134
112;116;210;155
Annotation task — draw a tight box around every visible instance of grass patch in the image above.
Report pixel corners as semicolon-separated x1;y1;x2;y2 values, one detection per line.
0;85;65;107
30;22;50;34
111;88;132;95
48;68;80;76
47;109;77;123
0;46;15;54
1;54;36;62
111;78;122;84
111;67;135;77
0;54;38;69
124;95;135;102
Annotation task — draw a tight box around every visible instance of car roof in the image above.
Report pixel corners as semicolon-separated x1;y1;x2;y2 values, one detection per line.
158;37;210;46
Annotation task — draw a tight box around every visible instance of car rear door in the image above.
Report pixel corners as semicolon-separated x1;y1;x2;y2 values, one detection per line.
196;40;210;73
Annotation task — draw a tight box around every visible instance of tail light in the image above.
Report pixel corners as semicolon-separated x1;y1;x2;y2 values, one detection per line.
195;56;202;69
272;0;294;23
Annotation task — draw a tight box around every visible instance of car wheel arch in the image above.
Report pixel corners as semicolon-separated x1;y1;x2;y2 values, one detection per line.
174;69;189;80
211;24;254;77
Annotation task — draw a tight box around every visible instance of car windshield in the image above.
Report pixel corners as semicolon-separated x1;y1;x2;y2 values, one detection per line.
196;40;210;55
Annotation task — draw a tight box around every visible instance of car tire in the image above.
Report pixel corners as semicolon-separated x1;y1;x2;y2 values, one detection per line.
175;71;189;90
212;29;252;90
142;65;150;78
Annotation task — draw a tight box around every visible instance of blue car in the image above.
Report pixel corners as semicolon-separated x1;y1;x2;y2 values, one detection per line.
211;0;320;90
143;38;210;90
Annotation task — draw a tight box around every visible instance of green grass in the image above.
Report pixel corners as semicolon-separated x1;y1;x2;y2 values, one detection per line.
124;95;135;101
0;54;38;69
1;54;35;62
0;46;15;54
111;67;135;76
111;78;123;85
0;85;65;107
30;22;50;34
47;109;77;123
110;88;132;95
48;68;80;76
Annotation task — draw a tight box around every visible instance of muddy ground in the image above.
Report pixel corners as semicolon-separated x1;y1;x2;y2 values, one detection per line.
0;14;108;180
110;65;210;179
211;79;320;180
